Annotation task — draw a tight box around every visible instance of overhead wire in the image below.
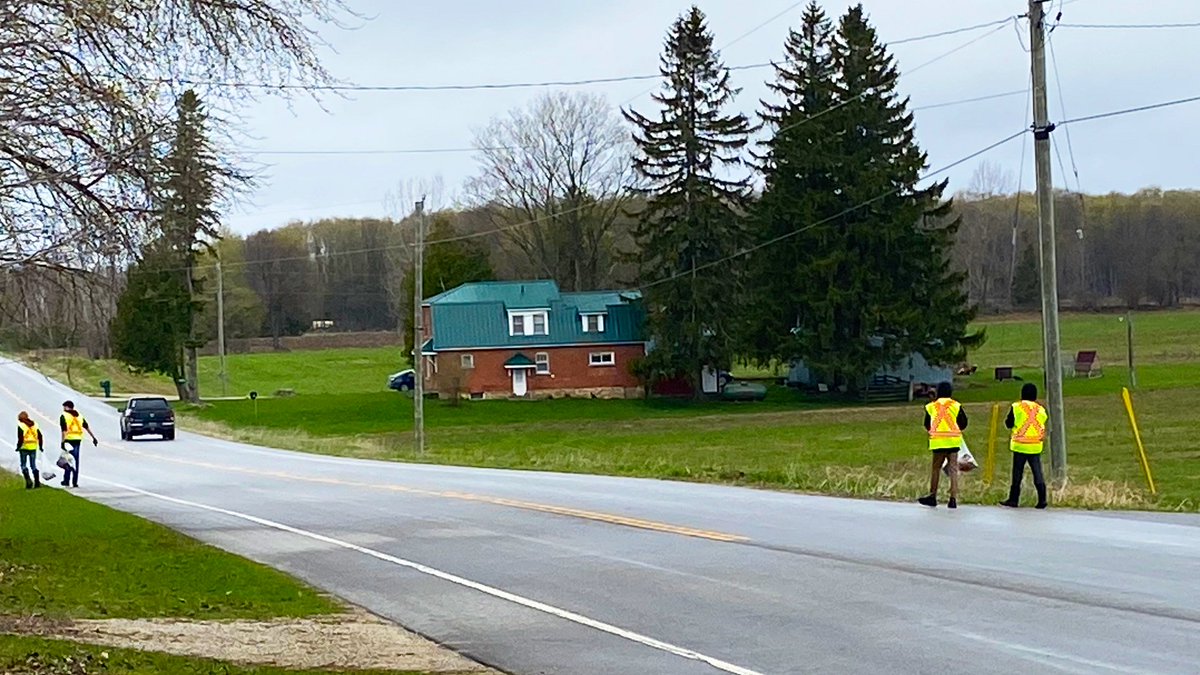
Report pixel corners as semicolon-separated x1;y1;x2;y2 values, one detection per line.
1058;21;1200;29
161;10;1015;95
247;88;1031;157
770;22;1010;139
639;128;1028;291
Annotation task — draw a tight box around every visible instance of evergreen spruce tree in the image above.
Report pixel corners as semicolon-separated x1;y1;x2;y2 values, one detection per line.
764;5;978;388
624;6;755;395
743;2;840;367
112;90;234;401
111;243;192;387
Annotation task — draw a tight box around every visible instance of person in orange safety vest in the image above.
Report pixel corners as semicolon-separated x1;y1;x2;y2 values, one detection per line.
1001;383;1049;509
919;381;968;509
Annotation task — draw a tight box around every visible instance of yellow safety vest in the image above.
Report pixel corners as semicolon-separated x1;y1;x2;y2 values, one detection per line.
1010;401;1048;454
925;398;963;450
18;421;39;451
64;413;85;441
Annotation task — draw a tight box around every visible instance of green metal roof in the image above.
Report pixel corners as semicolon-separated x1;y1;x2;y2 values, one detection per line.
504;353;536;368
426;280;560;309
425;281;645;351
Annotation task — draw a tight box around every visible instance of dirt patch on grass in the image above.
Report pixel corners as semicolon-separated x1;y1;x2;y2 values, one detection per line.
2;609;494;673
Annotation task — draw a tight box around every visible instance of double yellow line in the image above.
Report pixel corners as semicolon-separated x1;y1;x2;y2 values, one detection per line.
1;379;746;543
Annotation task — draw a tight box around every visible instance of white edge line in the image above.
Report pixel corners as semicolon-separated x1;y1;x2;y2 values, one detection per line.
91;477;763;675
949;628;1159;675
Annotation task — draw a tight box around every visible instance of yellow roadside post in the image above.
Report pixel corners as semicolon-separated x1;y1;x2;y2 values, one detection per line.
985;403;1000;486
1121;387;1156;495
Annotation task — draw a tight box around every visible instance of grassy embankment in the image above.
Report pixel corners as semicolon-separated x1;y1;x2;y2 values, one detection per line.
0;475;470;674
22;311;1200;511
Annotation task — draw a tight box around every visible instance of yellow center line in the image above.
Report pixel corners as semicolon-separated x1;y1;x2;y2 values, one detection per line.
1;381;747;543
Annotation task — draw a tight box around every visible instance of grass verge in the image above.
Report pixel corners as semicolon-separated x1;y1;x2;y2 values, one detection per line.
0;635;456;675
177;388;1199;512
0;474;338;620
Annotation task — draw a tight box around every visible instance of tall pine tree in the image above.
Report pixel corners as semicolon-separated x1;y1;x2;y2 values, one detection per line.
743;2;840;367
112;90;235;401
751;4;978;388
624;6;755;395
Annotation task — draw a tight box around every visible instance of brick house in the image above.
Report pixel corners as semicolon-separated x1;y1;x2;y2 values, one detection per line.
419;280;646;399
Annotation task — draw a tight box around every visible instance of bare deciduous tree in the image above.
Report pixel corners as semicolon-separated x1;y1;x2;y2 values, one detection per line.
468;92;634;292
0;0;349;270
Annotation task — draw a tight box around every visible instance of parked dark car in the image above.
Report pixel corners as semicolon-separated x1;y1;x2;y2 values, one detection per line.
388;369;415;392
119;396;176;440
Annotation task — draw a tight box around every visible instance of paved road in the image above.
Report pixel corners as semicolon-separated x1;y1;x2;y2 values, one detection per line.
3;359;1198;675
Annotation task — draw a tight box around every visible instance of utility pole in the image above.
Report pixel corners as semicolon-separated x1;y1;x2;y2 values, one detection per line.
1029;0;1068;482
412;199;426;456
216;256;228;398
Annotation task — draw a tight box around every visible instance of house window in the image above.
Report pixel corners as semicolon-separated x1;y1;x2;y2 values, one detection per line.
582;314;606;333
535;352;550;375
460;353;474;369
589;351;615;367
509;311;549;336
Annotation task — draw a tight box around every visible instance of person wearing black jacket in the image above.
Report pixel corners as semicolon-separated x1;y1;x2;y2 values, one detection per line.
16;411;44;489
918;382;969;509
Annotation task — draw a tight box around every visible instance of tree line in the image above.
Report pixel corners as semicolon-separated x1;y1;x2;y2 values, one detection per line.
3;1;1195;399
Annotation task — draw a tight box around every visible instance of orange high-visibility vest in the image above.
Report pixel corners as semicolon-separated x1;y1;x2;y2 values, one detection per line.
1010;401;1048;454
925;398;963;450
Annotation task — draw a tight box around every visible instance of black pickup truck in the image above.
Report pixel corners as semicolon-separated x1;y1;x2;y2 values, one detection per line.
118;396;176;441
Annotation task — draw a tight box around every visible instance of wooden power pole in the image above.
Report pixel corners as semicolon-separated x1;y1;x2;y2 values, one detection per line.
216;256;228;398
1028;0;1068;482
413;199;426;456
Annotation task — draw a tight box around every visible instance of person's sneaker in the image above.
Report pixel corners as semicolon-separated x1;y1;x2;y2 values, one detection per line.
948;498;958;509
918;495;937;508
1035;502;1048;510
1000;499;1019;508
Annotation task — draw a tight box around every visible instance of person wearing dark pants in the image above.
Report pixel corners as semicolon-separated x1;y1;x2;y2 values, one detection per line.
60;400;97;488
1001;383;1049;509
16;411;44;489
919;381;969;509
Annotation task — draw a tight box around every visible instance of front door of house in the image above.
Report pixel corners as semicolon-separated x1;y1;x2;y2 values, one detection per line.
512;369;527;397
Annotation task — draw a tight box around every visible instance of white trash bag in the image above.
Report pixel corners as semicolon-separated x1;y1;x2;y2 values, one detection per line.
38;450;57;481
56;448;75;471
943;439;978;475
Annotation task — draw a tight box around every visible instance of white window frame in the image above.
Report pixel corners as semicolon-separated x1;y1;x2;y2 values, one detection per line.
581;313;606;333
589;351;616;367
535;352;550;375
509;310;549;336
460;353;474;369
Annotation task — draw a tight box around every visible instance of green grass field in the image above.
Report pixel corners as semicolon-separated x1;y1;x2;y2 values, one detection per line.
24;346;407;398
18;310;1200;511
0;474;337;620
171;310;1199;512
0;636;449;675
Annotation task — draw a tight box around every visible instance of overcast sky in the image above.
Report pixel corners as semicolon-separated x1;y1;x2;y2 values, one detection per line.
221;0;1200;234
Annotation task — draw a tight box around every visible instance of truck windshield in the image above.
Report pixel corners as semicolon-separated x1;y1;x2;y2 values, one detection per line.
131;399;170;410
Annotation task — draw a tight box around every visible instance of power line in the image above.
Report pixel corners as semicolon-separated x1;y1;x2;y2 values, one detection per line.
162;13;1016;95
245;88;1030;157
912;89;1027;112
1047;33;1082;193
771;22;1009;138
639;128;1027;291
890;17;1013;44
1058;21;1200;29
1058;93;1200;126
